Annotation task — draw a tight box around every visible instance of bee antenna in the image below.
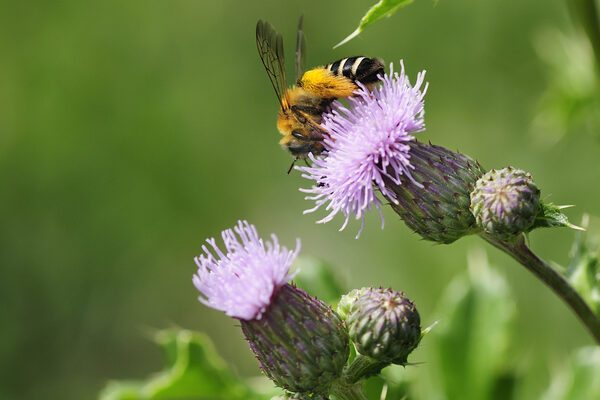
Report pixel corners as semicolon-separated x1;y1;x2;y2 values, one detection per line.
287;158;298;175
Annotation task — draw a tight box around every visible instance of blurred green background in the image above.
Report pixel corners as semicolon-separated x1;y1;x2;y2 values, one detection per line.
1;0;599;399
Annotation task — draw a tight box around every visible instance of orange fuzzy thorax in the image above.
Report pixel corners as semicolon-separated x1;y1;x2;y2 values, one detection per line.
300;68;357;98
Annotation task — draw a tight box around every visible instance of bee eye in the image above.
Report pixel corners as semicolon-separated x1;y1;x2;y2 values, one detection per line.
292;131;306;140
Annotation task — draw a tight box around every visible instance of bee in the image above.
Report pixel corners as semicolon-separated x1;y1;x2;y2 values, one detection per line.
256;16;384;172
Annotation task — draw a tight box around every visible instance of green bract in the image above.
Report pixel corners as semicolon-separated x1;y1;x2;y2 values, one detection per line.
241;284;349;396
386;141;486;244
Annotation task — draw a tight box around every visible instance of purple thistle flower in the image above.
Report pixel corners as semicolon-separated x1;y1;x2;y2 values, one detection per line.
299;61;428;237
193;220;299;320
192;221;349;394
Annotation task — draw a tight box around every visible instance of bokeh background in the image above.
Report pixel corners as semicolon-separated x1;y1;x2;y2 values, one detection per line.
1;0;599;399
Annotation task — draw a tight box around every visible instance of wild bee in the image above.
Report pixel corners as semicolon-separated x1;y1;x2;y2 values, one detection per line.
256;16;384;172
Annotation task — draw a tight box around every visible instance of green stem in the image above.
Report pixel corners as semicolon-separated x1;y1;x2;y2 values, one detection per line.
481;234;600;345
329;380;368;400
344;354;389;383
569;0;600;76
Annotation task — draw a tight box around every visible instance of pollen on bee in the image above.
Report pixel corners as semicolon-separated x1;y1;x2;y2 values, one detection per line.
279;135;292;146
300;68;357;98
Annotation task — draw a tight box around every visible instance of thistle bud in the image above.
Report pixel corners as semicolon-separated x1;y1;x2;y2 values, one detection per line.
345;287;421;364
386;141;486;243
470;167;541;240
336;288;368;321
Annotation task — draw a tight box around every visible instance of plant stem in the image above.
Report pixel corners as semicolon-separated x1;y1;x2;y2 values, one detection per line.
481;233;600;345
569;0;600;76
343;354;389;383
329;380;368;400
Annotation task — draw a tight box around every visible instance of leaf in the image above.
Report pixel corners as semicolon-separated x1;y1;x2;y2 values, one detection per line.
430;248;518;400
334;0;414;48
567;0;600;74
566;216;600;316
99;329;261;400
531;29;600;145
542;346;600;400
291;256;346;305
529;202;584;231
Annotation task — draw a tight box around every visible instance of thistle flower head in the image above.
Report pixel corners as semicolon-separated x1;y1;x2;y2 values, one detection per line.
193;220;299;320
299;62;427;236
470;167;541;240
193;221;348;395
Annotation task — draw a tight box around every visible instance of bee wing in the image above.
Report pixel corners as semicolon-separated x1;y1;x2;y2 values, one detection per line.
256;19;288;109
295;14;306;82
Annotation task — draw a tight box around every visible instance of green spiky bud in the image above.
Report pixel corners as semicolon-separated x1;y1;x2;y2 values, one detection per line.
345;287;421;364
470;167;541;240
241;284;349;395
386;141;486;244
336;288;368;321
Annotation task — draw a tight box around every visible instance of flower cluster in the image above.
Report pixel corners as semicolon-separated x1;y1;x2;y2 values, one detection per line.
192;222;424;397
188;58;578;399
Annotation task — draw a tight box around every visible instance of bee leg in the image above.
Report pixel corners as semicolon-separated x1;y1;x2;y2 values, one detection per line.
307;130;325;140
292;108;330;137
287;158;298;175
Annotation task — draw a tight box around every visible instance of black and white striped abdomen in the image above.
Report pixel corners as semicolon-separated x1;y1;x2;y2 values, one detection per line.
326;56;385;85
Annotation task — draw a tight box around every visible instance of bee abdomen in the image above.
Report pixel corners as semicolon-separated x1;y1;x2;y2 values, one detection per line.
326;56;384;85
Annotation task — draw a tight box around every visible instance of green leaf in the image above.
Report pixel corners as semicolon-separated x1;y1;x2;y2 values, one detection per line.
292;256;346;305
566;216;600;316
529;202;584;231
334;0;414;48
431;249;518;400
531;29;600;144
99;329;261;400
568;0;600;75
543;346;600;400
